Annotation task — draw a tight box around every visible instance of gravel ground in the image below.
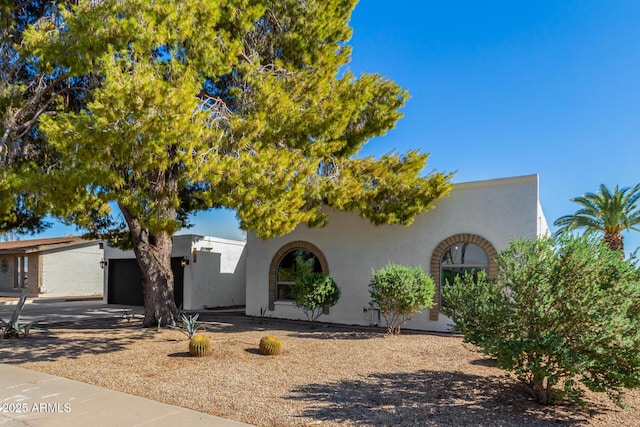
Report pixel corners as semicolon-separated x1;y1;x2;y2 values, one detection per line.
2;314;639;426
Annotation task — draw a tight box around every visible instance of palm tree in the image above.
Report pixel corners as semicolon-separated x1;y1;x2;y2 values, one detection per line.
554;183;640;254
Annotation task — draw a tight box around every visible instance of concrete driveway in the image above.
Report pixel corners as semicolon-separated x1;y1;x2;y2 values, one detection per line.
0;299;144;326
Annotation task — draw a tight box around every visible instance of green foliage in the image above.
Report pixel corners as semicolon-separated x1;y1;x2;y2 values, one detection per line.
554;183;640;252
259;335;284;356
290;273;341;322
188;334;212;357
278;251;317;282
0;1;78;237
0;155;50;236
11;0;452;240
369;263;435;335
442;234;640;407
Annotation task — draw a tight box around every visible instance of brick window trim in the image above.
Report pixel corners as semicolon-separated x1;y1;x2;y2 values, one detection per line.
429;234;498;321
268;241;330;312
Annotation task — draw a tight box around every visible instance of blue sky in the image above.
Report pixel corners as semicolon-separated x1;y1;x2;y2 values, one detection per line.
41;0;640;255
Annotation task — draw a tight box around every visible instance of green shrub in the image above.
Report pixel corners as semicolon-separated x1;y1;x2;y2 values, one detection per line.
369;263;435;335
442;234;640;407
290;273;340;322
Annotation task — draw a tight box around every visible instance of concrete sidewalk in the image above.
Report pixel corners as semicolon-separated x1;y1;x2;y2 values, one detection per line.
0;364;252;427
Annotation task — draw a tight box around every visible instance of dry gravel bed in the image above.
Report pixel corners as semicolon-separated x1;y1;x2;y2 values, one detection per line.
2;314;640;426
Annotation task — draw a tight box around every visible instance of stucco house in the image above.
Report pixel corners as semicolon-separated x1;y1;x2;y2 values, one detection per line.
0;236;104;297
104;235;246;310
245;174;549;332
4;174;547;334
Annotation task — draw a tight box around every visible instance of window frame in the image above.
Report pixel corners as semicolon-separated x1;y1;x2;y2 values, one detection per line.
268;241;329;311
275;248;322;302
440;243;489;309
429;234;498;321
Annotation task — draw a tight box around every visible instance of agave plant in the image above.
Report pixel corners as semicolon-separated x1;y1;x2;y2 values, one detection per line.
168;313;205;339
0;290;45;338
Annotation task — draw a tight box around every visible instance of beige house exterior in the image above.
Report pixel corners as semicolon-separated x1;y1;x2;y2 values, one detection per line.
0;237;104;297
245;174;549;332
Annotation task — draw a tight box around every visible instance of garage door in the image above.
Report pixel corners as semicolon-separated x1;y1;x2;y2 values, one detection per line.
107;258;184;307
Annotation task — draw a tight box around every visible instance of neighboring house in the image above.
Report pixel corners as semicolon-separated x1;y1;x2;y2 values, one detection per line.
0;236;104;297
246;174;549;332
104;235;246;310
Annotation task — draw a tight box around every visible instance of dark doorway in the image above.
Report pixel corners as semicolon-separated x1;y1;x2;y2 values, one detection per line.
107;258;184;307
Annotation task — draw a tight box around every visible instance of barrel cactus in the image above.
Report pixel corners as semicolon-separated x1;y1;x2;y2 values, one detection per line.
259;335;284;356
189;334;212;357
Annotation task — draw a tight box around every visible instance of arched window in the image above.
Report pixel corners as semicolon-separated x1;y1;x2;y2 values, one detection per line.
440;243;488;304
275;249;322;301
429;234;498;321
268;241;329;311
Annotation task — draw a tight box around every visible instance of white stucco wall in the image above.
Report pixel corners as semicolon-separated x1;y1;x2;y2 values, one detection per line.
538;201;550;236
181;236;247;310
39;243;104;297
246;174;545;333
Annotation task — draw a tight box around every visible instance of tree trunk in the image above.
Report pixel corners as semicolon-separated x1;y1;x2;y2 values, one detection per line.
604;232;625;257
532;379;549;405
120;204;178;327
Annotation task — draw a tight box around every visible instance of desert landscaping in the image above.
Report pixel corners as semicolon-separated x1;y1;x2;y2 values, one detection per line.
2;314;640;427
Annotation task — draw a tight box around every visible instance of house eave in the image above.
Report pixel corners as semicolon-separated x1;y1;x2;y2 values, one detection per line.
0;238;102;256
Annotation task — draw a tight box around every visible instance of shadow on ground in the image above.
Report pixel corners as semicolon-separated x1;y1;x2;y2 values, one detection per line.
1;314;384;364
0;318;154;363
199;314;388;340
286;329;382;340
167;351;191;358
288;370;598;426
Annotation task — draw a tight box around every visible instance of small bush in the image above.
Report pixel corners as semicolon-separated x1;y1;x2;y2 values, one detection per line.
369;263;435;335
290;273;340;322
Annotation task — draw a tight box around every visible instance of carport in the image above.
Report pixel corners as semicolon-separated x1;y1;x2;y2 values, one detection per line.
107;258;184;307
103;234;246;310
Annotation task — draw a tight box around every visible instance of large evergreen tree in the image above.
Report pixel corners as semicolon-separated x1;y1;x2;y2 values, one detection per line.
0;1;80;236
4;0;452;326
